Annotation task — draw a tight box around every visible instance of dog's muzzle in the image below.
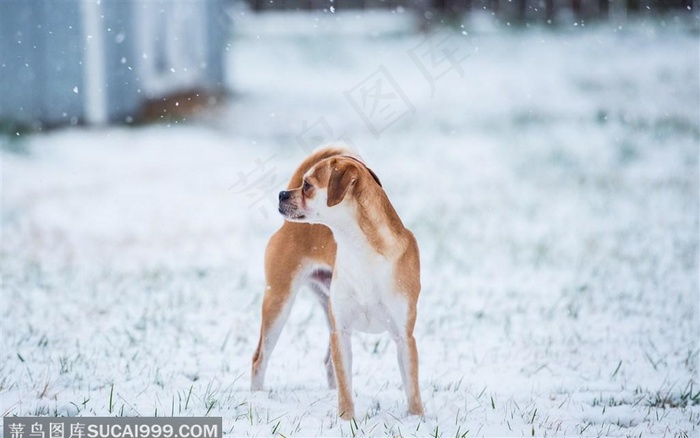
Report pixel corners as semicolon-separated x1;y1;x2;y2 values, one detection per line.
278;190;305;220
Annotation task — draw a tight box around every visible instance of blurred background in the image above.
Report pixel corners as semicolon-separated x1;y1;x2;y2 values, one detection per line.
1;1;699;436
0;0;696;131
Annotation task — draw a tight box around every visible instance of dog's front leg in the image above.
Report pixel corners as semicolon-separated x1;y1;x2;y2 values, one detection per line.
328;295;355;420
330;328;354;419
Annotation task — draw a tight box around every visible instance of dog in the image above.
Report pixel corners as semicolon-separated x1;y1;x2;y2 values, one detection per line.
251;145;423;420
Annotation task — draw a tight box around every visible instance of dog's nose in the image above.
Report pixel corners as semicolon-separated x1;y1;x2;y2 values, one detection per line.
279;190;291;202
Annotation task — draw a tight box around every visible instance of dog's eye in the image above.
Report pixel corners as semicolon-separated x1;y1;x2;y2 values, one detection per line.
303;180;312;194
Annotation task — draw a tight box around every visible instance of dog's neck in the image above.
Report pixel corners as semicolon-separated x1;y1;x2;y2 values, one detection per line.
330;184;406;258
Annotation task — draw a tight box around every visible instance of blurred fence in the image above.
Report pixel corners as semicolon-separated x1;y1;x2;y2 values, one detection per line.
244;0;695;22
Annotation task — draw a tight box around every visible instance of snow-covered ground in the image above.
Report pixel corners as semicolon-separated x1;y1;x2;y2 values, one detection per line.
2;8;699;437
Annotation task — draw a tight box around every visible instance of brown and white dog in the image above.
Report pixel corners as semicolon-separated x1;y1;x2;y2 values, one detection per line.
251;146;423;420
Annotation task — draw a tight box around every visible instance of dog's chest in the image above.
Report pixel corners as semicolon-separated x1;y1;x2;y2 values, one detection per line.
332;250;403;334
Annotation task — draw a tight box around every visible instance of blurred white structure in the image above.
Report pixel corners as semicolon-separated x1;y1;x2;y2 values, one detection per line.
0;0;229;127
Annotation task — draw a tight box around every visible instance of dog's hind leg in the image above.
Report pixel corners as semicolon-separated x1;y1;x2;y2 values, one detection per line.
251;234;303;391
395;333;424;415
389;305;424;416
251;278;299;390
251;275;299;391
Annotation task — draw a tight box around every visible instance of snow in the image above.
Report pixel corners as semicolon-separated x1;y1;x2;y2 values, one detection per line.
2;9;699;437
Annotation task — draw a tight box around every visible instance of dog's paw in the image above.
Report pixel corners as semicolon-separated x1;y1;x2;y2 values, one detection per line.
250;381;264;392
408;405;424;417
338;407;355;421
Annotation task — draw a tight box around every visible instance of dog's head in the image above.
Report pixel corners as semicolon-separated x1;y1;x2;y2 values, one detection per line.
278;156;381;225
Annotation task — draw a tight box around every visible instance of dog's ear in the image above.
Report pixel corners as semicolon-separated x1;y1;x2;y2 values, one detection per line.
327;163;358;207
366;166;382;187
